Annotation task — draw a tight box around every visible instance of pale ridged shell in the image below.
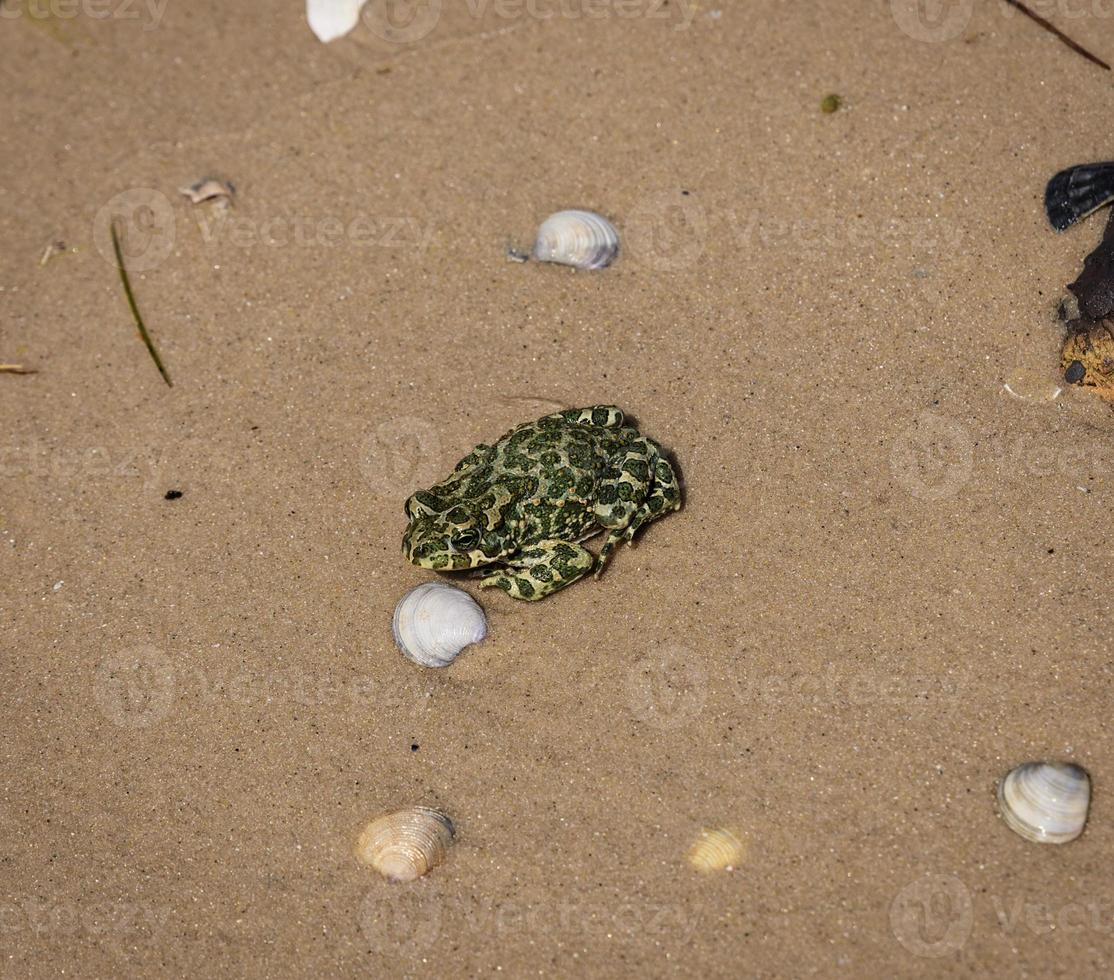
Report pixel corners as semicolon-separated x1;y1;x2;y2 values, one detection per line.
392;582;487;668
687;827;747;872
356;807;455;881
533;210;619;270
997;762;1090;845
178;178;234;205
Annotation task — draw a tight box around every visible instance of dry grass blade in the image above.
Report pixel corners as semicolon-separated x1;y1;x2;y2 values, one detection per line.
110;219;172;387
0;364;37;374
1002;0;1110;70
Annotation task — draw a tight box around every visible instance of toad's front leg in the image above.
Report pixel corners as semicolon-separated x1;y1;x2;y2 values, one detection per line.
479;540;595;600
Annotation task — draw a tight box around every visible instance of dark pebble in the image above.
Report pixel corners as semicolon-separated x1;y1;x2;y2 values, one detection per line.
164;490;184;500
1065;360;1086;384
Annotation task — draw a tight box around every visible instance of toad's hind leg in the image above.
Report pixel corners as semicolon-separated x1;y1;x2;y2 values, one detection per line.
594;440;681;576
480;540;595;600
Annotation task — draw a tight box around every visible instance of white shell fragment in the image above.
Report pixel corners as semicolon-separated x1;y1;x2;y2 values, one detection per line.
178;178;235;206
306;0;368;42
392;582;487;668
997;761;1091;845
533;210;619;270
356;807;455;881
687;827;747;872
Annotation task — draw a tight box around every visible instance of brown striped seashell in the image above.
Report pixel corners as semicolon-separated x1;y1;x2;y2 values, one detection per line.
356;807;455;881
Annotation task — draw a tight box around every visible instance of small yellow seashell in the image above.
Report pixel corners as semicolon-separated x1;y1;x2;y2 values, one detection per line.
687;827;747;873
356;807;455;881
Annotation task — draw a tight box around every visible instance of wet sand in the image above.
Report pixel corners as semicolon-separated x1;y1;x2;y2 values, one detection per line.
2;0;1114;974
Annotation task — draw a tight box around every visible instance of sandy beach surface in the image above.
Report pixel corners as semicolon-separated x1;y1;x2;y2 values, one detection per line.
3;0;1114;975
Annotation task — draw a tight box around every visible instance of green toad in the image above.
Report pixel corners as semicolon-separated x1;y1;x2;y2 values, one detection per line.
402;406;681;600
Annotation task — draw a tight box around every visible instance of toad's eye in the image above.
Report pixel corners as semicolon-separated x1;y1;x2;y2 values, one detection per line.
450;529;480;551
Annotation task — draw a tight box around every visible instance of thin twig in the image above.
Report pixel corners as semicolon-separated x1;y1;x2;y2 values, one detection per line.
38;241;66;266
110;219;172;387
1002;0;1110;71
0;364;36;374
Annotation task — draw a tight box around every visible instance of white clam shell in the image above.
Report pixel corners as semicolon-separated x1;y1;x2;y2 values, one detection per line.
687;827;747;872
356;807;455;881
533;210;619;270
997;761;1091;845
392;582;487;668
306;0;368;42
